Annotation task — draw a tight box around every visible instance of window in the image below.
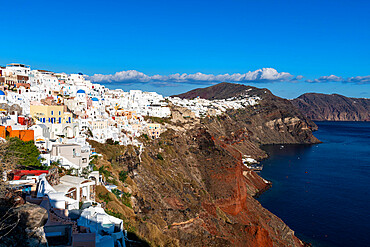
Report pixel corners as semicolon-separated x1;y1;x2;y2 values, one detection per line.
51;111;53;115
59;111;61;115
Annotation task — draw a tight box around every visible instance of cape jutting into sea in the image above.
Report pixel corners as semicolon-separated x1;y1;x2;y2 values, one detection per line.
258;121;370;247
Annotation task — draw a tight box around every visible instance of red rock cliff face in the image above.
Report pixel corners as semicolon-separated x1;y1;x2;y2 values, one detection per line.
93;122;307;246
90;83;319;246
183;128;304;247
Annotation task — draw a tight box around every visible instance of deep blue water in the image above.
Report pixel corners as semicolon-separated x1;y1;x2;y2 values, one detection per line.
258;121;370;247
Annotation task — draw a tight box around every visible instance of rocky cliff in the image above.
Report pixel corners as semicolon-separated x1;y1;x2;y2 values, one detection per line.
291;93;370;121
0;196;48;247
90;83;319;247
172;82;254;100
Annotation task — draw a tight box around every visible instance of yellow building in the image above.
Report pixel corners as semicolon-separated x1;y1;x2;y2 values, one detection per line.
30;105;73;124
147;123;161;139
89;119;109;130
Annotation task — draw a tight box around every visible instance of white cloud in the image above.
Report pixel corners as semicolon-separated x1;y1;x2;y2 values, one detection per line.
87;68;293;85
305;75;370;84
289;75;305;83
306;75;343;83
88;70;150;83
87;69;370;86
345;75;370;84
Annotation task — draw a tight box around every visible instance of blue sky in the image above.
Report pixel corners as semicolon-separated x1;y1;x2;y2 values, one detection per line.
0;0;369;98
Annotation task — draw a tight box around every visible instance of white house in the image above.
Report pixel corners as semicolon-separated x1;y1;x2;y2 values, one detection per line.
0;90;7;103
52;175;96;210
77;205;126;247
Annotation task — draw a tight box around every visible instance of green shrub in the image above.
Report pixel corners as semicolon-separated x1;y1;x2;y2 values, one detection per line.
99;165;111;178
106;138;115;145
98;192;112;203
50;161;60;167
121;192;132;208
110;189;132;208
106;209;123;219
6;137;42;168
89;155;98;166
106;177;118;186
119;171;128;183
157;153;164;160
111;188;121;199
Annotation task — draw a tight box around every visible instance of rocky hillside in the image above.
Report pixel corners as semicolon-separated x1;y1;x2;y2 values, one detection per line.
174;82;319;145
172;82;256;100
89;83;320;247
292;93;370;121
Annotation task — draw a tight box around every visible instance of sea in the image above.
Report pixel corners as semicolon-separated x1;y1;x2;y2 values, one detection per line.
258;121;370;247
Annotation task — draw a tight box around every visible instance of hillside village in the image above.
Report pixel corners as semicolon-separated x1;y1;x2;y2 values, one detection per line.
0;63;261;247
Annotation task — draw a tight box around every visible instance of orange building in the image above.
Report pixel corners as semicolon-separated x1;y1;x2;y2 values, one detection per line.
0;126;5;139
115;110;136;119
16;82;31;89
0;126;34;142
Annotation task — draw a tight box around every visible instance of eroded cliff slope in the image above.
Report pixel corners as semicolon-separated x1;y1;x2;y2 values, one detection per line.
90;83;319;246
292;93;370;121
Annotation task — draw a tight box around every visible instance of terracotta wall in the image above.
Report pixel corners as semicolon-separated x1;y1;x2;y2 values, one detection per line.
16;83;31;89
8;129;34;142
0;126;5;139
3;126;34;142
